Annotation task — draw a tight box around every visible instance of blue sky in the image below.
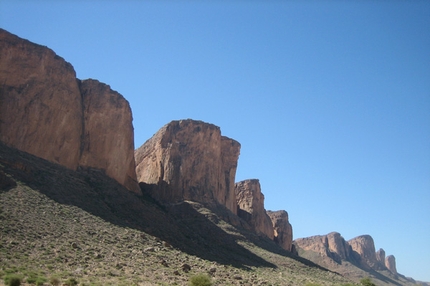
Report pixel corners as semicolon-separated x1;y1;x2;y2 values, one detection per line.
1;1;429;281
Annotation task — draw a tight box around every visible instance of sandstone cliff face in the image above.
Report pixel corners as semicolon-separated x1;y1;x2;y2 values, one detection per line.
376;248;386;269
385;255;397;275
294;232;351;262
78;79;139;193
0;28;82;169
0;29;139;193
235;179;274;239
348;235;378;269
266;210;293;251
135;119;240;214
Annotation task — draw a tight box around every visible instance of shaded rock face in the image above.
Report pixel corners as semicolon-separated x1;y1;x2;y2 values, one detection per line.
348;235;378;269
294;232;350;262
266;210;293;251
135;119;240;214
235;179;274;239
385;255;397;275
0;29;140;193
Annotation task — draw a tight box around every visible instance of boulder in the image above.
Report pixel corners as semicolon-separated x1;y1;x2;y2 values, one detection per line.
385;255;397;275
0;29;140;193
135;119;240;214
347;235;378;269
235;179;274;239
266;210;293;251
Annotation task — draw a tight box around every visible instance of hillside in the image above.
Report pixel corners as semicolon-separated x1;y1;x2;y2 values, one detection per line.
0;142;355;285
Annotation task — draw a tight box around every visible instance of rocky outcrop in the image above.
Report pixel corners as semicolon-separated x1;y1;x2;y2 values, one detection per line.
0;29;140;193
385;255;397;275
266;210;293;251
135;119;240;214
347;235;378;269
78;79;139;193
235;179;274;239
0;28;82;170
376;248;386;269
294;232;351;262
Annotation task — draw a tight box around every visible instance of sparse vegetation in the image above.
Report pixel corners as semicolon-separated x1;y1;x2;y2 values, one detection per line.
360;277;376;286
189;274;212;286
3;274;22;286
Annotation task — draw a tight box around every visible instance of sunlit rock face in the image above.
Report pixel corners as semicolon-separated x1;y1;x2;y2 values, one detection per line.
294;232;351;261
0;28;82;170
78;79;140;193
267;210;293;251
348;235;379;269
0;29;140;194
235;179;274;239
135;119;240;214
385;255;397;275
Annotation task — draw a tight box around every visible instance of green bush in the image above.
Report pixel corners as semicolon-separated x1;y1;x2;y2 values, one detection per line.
189;274;212;286
64;277;79;286
49;276;61;286
360;277;376;286
4;274;22;286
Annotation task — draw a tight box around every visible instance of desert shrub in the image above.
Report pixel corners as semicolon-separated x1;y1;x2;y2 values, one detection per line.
64;277;78;286
4;274;22;286
49;276;61;286
189;274;212;286
305;283;322;286
360;277;376;286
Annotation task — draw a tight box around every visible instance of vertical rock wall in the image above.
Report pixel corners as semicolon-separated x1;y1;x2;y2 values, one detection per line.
0;29;140;194
0;29;82;170
78;79;140;193
385;255;397;275
267;210;293;251
348;235;378;269
135;119;240;214
235;179;274;239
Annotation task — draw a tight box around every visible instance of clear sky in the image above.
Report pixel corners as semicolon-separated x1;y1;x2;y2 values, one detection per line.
1;0;429;282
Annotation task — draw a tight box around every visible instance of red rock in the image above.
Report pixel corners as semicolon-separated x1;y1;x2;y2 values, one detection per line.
385;255;397;275
135;119;240;214
235;179;274;239
267;210;293;251
0;29;140;193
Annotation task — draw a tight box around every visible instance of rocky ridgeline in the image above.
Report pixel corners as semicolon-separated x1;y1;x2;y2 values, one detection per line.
135;120;294;251
294;232;398;274
0;29;140;194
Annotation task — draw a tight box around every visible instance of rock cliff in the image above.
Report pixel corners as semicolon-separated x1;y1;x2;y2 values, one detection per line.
78;79;139;192
135;119;240;214
294;232;351;262
347;235;378;269
385;255;397;275
0;29;140;193
376;248;386;269
235;179;274;239
266;210;293;251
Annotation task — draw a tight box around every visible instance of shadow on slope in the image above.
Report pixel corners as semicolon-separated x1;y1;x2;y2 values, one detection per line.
0;142;274;269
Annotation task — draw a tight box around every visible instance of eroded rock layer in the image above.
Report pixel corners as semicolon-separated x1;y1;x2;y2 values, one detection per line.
135;119;240;214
